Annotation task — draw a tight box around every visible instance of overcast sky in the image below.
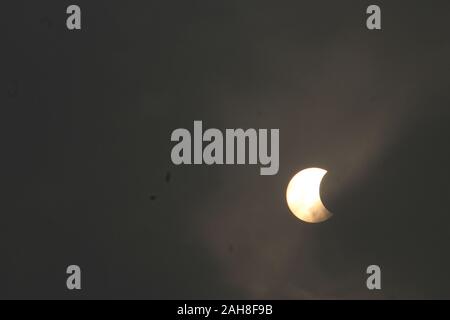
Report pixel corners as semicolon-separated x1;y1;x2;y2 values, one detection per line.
2;0;450;298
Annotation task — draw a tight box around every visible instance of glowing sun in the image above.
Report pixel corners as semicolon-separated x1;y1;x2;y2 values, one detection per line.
286;167;333;223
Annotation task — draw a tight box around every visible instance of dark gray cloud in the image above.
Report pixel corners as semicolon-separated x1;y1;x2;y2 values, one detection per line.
2;0;450;298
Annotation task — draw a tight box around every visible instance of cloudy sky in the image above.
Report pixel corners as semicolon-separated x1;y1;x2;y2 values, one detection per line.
2;0;450;298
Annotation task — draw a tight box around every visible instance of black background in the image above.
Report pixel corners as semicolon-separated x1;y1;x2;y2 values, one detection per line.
2;1;450;299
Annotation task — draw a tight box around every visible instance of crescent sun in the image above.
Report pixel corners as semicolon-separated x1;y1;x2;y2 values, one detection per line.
286;167;333;223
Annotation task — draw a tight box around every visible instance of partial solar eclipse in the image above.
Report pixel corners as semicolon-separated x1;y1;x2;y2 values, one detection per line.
286;168;333;223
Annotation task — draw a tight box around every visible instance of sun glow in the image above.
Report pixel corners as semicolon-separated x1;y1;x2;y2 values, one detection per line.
286;168;332;223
